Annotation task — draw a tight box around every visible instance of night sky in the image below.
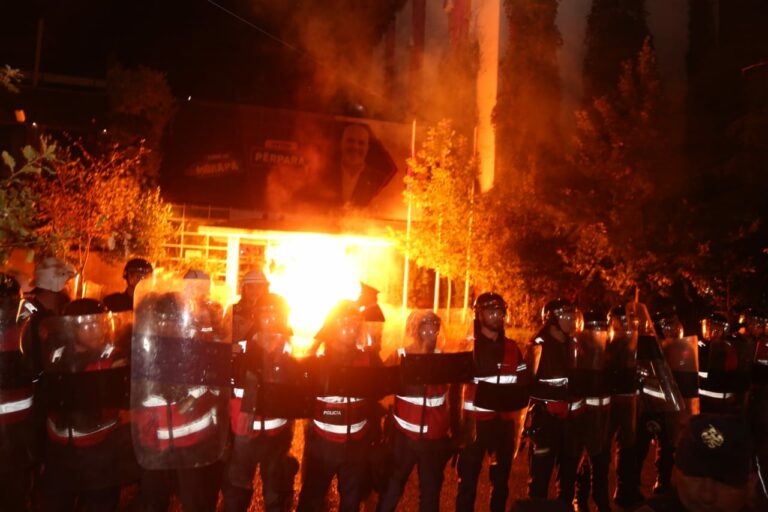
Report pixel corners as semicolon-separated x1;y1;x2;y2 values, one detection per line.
0;1;306;106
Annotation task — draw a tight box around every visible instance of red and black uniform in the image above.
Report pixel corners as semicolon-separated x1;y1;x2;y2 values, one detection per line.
698;334;751;415
222;342;295;512
378;348;452;512
297;349;381;512
0;316;35;511
526;326;584;506
40;344;136;512
456;332;528;512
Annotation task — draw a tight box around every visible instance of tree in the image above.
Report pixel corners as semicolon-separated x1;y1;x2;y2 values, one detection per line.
583;0;650;102
34;142;172;291
555;39;685;298
494;0;563;187
0;140;59;263
403;120;477;283
106;64;177;184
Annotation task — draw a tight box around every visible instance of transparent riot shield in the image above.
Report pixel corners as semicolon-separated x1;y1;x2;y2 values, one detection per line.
700;333;753;396
0;297;34;472
607;305;639;395
755;336;768;385
39;310;131;436
630;302;685;412
571;323;611;455
131;277;232;470
662;336;699;399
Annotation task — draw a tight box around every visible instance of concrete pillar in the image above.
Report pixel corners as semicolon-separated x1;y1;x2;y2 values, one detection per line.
225;236;240;295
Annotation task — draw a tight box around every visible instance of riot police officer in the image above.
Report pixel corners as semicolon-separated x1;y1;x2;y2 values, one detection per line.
103;258;153;312
22;257;76;377
525;298;584;506
297;300;384;512
0;274;35;511
223;293;297;512
605;304;642;508
698;312;752;415
132;270;231;512
232;270;270;345
456;293;529;512
38;298;135;511
573;310;612;512
633;307;696;496
378;310;452;512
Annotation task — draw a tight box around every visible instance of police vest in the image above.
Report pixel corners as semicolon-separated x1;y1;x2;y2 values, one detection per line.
0;324;33;427
463;336;528;421
46;351;124;448
392;348;450;440
135;386;221;452
312;351;372;443
229;343;291;438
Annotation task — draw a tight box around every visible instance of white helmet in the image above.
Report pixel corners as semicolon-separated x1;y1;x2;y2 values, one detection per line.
34;257;76;292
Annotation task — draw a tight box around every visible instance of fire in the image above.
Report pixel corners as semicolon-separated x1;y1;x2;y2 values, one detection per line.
261;232;394;353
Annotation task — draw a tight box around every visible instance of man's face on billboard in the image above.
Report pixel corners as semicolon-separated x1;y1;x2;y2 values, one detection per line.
341;125;369;171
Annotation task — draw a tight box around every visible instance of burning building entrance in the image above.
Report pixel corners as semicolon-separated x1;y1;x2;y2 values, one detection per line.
196;220;404;355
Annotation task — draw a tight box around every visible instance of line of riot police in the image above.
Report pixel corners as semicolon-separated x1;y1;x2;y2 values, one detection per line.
2;257;768;512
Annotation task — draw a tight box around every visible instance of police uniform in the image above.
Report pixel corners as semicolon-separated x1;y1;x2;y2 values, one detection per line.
525;324;583;505
223;338;296;512
456;328;528;512
378;347;452;512
297;348;382;512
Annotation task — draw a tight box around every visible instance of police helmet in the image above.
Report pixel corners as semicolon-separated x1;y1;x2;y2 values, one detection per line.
123;258;153;279
473;292;507;314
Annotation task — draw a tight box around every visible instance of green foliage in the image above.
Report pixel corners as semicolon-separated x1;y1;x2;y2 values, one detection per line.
402;120;477;281
0;138;59;263
34;142;173;282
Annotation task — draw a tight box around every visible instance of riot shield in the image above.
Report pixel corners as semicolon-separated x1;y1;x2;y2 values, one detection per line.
662;336;699;399
131;277;231;470
0;296;35;471
238;336;318;420
699;334;753;395
755;336;768;385
570;322;610;455
625;302;685;412
39;310;131;432
569;324;609;397
606;305;639;395
399;351;475;385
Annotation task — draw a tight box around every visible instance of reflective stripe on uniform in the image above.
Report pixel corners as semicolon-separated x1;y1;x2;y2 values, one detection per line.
317;396;363;404
47;418;118;439
253;418;287;431
463;400;493;412
0;396;33;415
539;377;568;386
643;387;667;400
698;372;708;378
586;396;611;406
396;393;447;407
394;414;428;434
699;389;734;399
156;408;217;440
313;419;366;434
233;388;244;398
473;374;517;384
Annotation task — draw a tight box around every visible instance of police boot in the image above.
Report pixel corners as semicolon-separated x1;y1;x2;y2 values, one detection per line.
573;464;591;512
223;485;254;512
